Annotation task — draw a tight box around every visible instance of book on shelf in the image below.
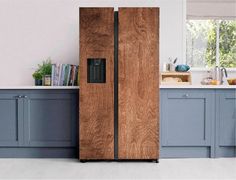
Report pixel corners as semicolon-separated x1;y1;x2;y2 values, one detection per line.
51;64;79;86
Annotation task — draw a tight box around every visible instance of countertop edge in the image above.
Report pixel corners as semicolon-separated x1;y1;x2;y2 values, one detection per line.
0;85;235;90
160;85;236;89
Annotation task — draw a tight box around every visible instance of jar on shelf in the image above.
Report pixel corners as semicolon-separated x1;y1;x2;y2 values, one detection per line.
43;75;51;86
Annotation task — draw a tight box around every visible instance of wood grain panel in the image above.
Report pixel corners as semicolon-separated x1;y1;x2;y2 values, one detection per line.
79;8;114;160
118;8;159;160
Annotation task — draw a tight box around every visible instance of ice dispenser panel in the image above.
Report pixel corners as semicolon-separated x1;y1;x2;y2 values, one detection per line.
87;58;106;83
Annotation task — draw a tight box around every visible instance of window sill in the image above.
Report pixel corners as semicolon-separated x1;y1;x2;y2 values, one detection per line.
190;68;236;72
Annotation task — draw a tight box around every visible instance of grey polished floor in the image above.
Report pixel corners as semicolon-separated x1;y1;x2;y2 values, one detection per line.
0;158;235;179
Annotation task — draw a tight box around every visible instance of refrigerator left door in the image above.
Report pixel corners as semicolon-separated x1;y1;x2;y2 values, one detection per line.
79;8;114;160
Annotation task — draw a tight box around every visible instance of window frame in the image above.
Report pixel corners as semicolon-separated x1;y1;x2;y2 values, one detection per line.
185;18;236;72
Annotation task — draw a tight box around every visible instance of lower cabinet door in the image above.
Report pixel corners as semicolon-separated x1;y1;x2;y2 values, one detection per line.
160;90;215;158
24;93;77;147
0;94;23;147
216;90;236;157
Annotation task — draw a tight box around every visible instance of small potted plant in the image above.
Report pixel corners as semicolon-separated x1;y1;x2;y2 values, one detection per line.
32;70;43;86
39;59;52;86
32;58;52;86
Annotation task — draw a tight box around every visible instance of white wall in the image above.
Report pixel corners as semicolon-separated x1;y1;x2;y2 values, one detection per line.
0;0;186;86
0;0;79;86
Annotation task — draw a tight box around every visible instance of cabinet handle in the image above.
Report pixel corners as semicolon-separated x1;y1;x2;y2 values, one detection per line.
15;95;28;99
183;94;189;98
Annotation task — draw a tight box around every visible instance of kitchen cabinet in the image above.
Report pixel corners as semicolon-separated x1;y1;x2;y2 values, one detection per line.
160;88;236;158
215;90;236;157
0;89;78;158
160;89;215;158
0;94;24;147
24;93;77;147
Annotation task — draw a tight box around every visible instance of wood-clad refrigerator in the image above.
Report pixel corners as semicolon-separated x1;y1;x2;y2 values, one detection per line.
79;7;159;162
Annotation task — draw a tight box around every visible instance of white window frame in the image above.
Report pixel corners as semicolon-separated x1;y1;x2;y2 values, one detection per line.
184;2;236;72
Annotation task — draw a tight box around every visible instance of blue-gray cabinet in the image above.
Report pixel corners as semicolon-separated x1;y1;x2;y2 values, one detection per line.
0;94;24;147
0;90;78;158
216;90;236;157
24;93;77;147
160;88;236;158
160;89;215;158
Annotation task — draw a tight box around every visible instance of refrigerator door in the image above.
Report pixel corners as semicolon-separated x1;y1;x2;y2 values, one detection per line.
79;8;114;160
118;8;159;160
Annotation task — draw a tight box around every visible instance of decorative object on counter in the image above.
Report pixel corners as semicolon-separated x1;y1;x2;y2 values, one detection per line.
43;75;51;86
175;64;190;72
32;71;43;86
163;57;177;72
40;59;52;86
201;71;213;85
51;64;79;86
32;58;52;86
227;78;236;85
160;72;192;85
211;66;228;85
32;58;79;87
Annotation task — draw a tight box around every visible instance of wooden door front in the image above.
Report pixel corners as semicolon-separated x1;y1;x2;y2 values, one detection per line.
118;8;159;160
79;8;114;160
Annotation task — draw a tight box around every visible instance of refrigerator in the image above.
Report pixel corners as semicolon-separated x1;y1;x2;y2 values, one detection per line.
79;7;159;162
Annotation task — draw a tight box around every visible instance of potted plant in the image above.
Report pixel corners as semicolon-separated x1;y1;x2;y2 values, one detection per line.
32;58;52;86
39;59;52;76
39;59;52;86
32;70;43;86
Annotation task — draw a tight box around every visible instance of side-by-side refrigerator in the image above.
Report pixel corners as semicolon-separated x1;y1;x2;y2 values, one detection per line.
79;7;159;162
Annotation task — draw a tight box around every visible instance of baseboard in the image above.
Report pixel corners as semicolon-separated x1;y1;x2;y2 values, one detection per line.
0;148;77;158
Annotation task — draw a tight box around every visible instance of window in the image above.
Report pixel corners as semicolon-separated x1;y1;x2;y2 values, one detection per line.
186;20;236;68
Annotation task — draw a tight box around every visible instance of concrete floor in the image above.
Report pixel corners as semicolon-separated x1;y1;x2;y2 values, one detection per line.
0;158;235;179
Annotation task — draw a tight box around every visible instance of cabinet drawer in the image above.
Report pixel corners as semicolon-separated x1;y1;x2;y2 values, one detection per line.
167;90;209;99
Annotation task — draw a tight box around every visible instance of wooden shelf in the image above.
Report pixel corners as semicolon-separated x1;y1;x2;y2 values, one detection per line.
160;72;192;85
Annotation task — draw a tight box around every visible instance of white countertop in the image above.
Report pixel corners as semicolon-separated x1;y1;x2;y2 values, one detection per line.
160;85;236;89
0;86;80;90
0;85;235;89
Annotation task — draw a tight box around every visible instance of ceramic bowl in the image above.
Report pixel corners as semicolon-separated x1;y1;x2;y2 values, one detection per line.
227;78;236;85
175;65;190;72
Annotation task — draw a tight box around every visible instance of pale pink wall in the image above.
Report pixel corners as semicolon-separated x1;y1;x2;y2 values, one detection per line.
0;0;79;86
0;0;203;86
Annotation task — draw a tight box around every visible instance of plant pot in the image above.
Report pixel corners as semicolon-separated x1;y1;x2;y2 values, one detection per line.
35;79;43;86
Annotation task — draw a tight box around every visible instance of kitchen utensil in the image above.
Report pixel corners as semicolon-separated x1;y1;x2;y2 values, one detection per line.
163;63;175;71
211;66;228;85
173;58;178;64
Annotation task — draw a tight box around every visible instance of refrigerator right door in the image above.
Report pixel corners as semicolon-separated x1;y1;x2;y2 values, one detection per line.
118;8;159;160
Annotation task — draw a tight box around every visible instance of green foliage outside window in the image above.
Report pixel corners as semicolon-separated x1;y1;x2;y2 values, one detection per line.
187;20;236;68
